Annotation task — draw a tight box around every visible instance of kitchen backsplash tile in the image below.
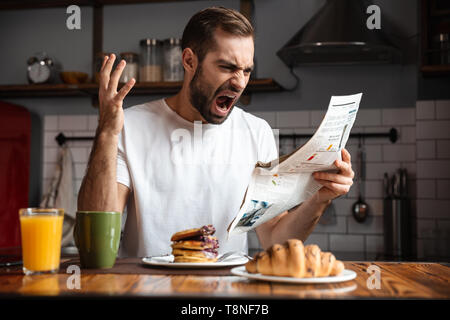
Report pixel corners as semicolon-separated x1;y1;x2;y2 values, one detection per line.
330;234;365;252
416;120;450;139
435;100;450;119
58;115;88;131
416;100;435;120
41;101;450;260
436;140;450;159
382;108;415;126
416;140;436;159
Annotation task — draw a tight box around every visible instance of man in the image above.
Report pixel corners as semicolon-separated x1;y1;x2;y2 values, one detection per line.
78;7;354;257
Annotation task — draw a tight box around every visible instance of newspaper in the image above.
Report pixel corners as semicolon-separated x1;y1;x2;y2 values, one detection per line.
227;93;362;236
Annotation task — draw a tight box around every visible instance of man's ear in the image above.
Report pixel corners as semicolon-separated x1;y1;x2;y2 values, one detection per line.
182;48;198;74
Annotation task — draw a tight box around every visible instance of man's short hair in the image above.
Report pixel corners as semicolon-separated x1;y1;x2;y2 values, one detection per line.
181;6;254;63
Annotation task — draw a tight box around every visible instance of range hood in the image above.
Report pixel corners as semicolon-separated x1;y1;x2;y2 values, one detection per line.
277;0;402;66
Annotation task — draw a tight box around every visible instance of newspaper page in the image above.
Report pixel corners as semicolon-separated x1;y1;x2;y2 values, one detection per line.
227;93;362;236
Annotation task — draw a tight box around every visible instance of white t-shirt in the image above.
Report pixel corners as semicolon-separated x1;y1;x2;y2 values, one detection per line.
117;98;278;258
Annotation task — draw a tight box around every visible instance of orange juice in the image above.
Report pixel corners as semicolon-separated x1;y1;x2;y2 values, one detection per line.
19;209;64;274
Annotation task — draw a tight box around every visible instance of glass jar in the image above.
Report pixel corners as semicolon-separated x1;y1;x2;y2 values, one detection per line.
139;38;163;82
94;52;113;84
163;38;184;81
119;52;139;83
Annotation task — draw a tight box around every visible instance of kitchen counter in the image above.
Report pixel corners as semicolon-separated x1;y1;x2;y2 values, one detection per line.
0;258;449;300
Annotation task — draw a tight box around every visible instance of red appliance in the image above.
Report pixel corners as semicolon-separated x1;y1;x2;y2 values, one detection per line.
0;101;31;248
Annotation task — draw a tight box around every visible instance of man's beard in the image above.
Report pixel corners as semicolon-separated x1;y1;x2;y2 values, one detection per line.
189;64;238;124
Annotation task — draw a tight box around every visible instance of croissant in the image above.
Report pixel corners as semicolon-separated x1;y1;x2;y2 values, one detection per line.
245;239;344;278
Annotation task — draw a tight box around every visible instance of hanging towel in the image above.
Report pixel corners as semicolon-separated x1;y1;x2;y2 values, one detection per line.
40;144;77;247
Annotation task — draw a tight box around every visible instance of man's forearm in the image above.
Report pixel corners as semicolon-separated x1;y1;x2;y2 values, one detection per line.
257;194;331;249
77;131;119;212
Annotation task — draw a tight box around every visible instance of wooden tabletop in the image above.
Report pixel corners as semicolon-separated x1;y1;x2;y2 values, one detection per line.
0;260;449;300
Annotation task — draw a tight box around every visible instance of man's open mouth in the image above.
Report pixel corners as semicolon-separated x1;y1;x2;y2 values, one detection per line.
214;93;237;115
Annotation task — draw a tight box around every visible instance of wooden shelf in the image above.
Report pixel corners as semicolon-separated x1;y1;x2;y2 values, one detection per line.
420;64;450;76
0;78;283;98
0;0;206;10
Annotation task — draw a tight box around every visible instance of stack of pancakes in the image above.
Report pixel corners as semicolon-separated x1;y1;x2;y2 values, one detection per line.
170;225;219;263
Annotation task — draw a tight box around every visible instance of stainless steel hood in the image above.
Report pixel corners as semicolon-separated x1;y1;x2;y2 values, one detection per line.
277;0;402;66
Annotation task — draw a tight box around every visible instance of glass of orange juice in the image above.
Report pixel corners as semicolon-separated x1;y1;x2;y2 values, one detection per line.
19;208;64;275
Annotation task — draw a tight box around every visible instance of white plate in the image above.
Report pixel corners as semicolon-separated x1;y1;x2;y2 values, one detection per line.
142;254;248;268
230;266;357;284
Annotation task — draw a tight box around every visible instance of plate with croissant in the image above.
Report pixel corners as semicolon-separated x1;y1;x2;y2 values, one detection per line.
231;239;357;284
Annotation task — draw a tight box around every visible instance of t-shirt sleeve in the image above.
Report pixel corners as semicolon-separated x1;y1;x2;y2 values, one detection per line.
258;120;279;163
116;131;132;191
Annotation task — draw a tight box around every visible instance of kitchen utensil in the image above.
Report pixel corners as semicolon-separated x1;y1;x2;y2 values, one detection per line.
400;168;408;198
383;172;390;199
216;251;253;262
383;168;412;260
352;138;369;223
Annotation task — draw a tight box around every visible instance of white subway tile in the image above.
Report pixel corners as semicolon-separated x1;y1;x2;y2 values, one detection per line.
44;115;58;131
416;199;450;218
329;234;365;252
314;216;347;233
437;180;450;199
436;140;450;159
310;110;326;127
382;108;415;126
416;239;439;259
416;100;435;120
43;131;59;147
88;114;99;131
365;199;383;216
437;220;450;236
41;178;52;196
365;162;400;180
382;144;416;162
347;215;383;234
364;145;382;162
332;198;355;216
58;115;88;131
305;233;329;250
416;219;437;239
436;100;450;119
364;180;383;198
276;110;309;128
365;235;384;253
401;163;417;180
354;109;381;127
43;147;59;163
416;140;436;159
417;179;436;199
399;126;416;144
417;160;450;179
416;120;450;139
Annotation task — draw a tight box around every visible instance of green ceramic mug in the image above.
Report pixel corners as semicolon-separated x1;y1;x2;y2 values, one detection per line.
73;211;121;269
